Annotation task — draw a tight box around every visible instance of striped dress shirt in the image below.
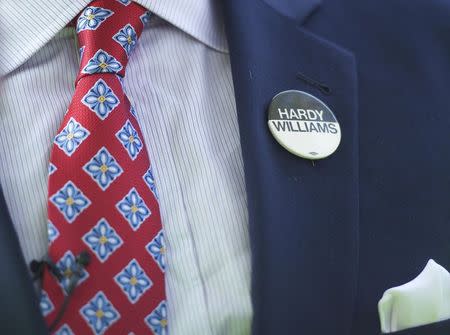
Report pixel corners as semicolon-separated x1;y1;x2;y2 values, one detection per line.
0;1;252;334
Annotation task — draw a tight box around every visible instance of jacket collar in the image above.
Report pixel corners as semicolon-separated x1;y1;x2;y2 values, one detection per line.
0;0;227;77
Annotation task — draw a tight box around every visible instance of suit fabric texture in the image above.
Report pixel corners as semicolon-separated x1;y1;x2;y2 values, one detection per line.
1;0;450;334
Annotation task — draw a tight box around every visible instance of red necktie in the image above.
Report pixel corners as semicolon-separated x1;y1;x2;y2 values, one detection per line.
40;1;167;334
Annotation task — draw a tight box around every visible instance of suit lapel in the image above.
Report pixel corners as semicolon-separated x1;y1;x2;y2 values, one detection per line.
0;187;48;334
223;1;359;333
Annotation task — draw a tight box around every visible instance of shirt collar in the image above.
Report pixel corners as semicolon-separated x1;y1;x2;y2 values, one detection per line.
0;0;228;77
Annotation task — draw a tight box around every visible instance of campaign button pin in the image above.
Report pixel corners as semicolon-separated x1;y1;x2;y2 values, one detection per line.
267;90;341;160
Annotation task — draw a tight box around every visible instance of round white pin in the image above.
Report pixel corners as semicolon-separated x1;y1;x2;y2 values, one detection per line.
267;90;341;160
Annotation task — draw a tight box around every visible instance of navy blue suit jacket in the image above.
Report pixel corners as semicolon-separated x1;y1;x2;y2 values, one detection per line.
2;0;450;334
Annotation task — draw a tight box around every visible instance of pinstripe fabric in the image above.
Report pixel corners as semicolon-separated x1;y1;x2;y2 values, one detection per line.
0;3;252;334
0;0;228;76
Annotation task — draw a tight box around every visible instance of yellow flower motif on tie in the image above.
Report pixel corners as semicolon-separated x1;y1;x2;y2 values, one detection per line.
114;259;152;303
83;147;123;191
50;181;91;223
82;79;120;120
116;188;151;230
54;117;90;157
116;120;143;160
56;251;89;293
95;309;104;318
146;230;166;272
80;292;119;334
82;49;123;75
82;218;123;262
113;24;138;56
76;7;114;33
145;301;168;333
64;268;73;278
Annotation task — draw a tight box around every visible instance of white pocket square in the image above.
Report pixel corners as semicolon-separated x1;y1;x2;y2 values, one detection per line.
378;259;450;333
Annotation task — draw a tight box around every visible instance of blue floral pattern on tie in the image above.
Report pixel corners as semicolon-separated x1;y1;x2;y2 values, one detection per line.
79;46;85;62
145;301;168;335
48;220;59;244
83;147;123;190
113;24;138;56
146;230;166;272
39;290;54;317
83;218;123;263
48;163;57;175
130;105;137;118
116;0;131;5
116;74;125;91
77;6;114;33
116;120;143;160
80;292;120;335
143;167;158;199
82;49;123;74
116;188;151;230
82;79;120;120
114;259;153;303
55;324;74;335
140;11;152;25
50;181;91;223
56;251;89;293
54;117;90;157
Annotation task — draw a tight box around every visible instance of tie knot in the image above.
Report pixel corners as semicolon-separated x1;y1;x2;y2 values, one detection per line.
75;0;149;84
